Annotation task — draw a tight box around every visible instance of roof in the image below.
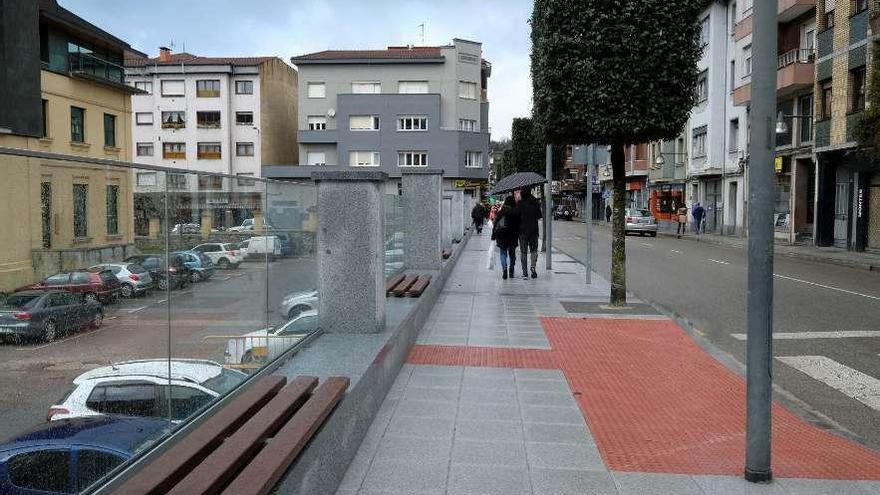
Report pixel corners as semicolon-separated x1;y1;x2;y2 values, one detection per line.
73;359;226;385
125;52;277;68
291;46;445;64
39;0;145;57
0;416;170;455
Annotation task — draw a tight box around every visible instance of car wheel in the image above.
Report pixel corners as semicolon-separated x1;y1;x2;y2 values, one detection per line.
120;283;134;298
217;258;230;270
157;278;169;291
190;271;202;283
43;319;58;342
91;310;103;329
287;305;310;320
84;292;98;304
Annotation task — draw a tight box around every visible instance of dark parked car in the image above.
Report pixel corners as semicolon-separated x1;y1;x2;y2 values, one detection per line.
0;416;170;495
17;270;120;305
553;205;575;221
123;254;192;291
172;251;215;283
0;291;103;342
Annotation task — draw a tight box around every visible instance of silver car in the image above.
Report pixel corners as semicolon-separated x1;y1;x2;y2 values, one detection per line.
624;209;658;237
279;290;318;320
89;263;153;298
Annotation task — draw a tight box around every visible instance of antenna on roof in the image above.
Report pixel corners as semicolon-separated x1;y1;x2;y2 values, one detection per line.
169;39;175;51
418;23;425;46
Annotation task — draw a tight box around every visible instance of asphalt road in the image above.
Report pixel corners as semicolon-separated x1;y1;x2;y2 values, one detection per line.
0;256;317;443
552;220;880;448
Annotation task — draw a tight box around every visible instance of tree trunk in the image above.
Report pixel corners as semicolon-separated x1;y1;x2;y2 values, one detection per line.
610;143;627;306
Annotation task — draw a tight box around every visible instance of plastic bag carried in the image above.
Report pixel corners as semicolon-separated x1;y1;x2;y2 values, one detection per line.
485;237;496;270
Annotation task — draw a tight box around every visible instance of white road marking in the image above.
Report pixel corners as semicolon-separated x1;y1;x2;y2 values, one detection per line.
773;274;880;301
124;306;147;313
156;299;167;304
776;355;880;411
670;249;683;254
708;259;730;265
731;331;880;341
641;243;653;247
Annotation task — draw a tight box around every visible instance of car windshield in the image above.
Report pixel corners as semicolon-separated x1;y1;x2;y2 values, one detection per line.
628;210;649;217
2;293;41;309
200;369;246;395
127;264;147;274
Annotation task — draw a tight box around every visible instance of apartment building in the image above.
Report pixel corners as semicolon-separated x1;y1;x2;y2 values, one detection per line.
124;50;297;229
0;0;141;291
647;134;689;224
271;39;491;192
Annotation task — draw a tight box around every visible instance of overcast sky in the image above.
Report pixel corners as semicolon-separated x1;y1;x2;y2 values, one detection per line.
60;0;532;140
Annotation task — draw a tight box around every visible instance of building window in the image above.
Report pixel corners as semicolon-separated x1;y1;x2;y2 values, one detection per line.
820;79;833;119
103;114;116;148
398;151;428;167
730;60;736;89
236;142;255;156
106;184;119;235
799;94;813;143
465;151;483;168
728;119;739;152
235;112;254;125
197;111;221;128
699;16;710;47
198;175;223;190
696;71;708;102
398;115;427;131
160;80;185;97
162;142;186;160
350;115;380;131
167;173;187;189
458;81;477;99
307;116;327;130
306;151;326;165
743;45;752;76
850;66;867;113
458;119;477;132
197;79;221;97
161;111;186;129
40;99;48;138
41;182;51;248
692;126;707;158
236;173;255;186
235;80;254;95
73;184;88;238
136;172;157;187
825;10;835;29
136;142;153;156
730;2;737;31
854;0;868;13
349;151;380;167
398;81;428;94
135;112;153;126
134;81;152;94
307;82;325;98
197;142;222;159
351;82;381;94
70;106;85;143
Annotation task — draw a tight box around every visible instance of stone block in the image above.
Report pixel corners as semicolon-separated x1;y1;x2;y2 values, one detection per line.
402;170;443;271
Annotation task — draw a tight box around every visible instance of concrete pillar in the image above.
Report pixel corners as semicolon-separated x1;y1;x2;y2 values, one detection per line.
313;171;387;334
402;169;443;271
200;210;213;237
254;211;264;232
446;189;464;241
441;194;453;247
148;217;161;239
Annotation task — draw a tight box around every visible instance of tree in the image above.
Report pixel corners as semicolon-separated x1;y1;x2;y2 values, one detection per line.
531;0;706;305
509;117;566;178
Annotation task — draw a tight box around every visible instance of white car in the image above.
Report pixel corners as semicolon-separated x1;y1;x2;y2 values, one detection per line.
243;236;282;259
279;290;318;319
89;262;153;298
228;219;274;233
48;359;247;422
192;242;244;269
225;311;318;365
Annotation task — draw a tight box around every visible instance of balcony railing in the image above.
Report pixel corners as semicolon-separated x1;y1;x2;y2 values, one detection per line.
68;52;125;84
778;48;815;69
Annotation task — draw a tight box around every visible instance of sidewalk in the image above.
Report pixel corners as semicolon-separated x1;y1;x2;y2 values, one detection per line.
335;231;880;495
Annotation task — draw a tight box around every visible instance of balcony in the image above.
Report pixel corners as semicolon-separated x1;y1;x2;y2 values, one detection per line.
733;48;814;106
778;0;815;23
298;129;339;144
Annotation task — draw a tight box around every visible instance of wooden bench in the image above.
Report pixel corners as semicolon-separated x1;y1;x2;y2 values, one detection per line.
406;275;431;297
111;375;348;495
385;273;406;295
391;275;418;297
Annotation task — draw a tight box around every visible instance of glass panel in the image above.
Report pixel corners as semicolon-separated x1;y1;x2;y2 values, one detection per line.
384;193;405;278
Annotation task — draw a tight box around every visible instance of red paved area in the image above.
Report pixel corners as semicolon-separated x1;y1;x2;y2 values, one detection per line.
407;318;880;479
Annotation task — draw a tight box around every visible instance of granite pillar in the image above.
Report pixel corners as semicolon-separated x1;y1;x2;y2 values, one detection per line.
445;189;464;241
441;194;453;247
312;171;388;334
402;169;443;271
200;210;213;237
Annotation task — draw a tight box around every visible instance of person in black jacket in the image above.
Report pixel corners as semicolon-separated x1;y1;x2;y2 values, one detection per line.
515;188;542;279
492;196;520;280
471;202;487;233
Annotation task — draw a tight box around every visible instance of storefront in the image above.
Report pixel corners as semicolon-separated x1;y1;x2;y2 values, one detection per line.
625;176;648;210
648;183;685;221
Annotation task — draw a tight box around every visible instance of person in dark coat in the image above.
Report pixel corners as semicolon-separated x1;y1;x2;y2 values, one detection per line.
471;202;487;233
515;188;542;279
605;204;612;223
692;202;705;234
492;196;520;280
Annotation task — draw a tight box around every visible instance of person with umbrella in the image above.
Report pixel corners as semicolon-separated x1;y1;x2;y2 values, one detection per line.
492;195;520;280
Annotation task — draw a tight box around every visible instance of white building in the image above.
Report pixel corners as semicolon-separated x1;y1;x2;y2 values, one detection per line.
723;0;750;236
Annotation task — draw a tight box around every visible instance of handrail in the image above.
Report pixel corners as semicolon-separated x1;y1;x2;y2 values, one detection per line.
68;52;126;83
778;48;815;69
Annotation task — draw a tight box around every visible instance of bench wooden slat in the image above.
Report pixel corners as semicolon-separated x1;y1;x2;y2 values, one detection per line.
391;275;418;297
385;273;406;295
111;375;287;495
220;377;350;495
406;275;432;297
167;376;319;495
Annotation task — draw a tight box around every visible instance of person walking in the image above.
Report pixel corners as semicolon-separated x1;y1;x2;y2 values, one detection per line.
492;196;520;280
515;188;542;279
605;204;612;223
692;202;705;235
676;204;688;238
471;201;487;234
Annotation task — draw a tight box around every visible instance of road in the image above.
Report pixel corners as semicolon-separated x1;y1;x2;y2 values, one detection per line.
0;257;317;442
552;220;880;448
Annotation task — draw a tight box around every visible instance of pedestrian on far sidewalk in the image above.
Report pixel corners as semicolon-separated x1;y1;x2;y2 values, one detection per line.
492;196;520;280
676;204;688;238
515;188;542;279
692;202;705;235
471;201;488;234
605;204;612;223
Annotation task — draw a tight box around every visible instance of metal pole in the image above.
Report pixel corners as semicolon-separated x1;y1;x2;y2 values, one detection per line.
545;144;553;270
745;0;776;483
574;145;593;284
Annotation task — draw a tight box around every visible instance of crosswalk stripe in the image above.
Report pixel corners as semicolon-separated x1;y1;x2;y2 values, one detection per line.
777;355;880;411
731;331;880;340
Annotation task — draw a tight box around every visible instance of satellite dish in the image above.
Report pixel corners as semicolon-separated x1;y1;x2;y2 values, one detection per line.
327;108;336;118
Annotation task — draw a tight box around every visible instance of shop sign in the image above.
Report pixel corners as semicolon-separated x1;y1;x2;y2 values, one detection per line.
774;157;783;173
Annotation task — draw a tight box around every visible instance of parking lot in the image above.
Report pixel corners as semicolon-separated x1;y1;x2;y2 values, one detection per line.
0;256;316;442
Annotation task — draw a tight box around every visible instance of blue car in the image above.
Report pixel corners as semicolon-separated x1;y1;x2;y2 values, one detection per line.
0;416;170;494
172;251;215;283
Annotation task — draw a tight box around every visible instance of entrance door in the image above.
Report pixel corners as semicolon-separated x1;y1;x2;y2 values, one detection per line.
705;180;721;233
728;181;738;235
833;168;852;248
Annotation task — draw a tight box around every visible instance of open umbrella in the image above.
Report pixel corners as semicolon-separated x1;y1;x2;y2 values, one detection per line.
488;171;547;195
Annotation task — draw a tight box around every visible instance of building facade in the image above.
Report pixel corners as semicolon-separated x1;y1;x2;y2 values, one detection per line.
0;0;141;291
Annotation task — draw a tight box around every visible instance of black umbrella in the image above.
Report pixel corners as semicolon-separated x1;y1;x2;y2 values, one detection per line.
488;172;547;195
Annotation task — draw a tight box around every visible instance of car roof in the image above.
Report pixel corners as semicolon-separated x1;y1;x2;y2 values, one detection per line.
73;359;226;385
0;416;170;455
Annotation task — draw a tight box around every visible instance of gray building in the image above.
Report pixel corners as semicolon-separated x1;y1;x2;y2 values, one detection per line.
264;39;491;187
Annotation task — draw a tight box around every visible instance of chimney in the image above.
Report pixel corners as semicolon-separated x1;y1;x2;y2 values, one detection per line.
158;46;171;62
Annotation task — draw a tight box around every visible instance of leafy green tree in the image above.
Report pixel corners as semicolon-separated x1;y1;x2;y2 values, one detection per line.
531;0;706;305
509;117;566;178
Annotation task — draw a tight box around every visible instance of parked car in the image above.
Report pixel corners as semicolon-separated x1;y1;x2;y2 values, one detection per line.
48;359;247;422
170;223;201;235
191;243;244;269
172;251;215;282
279;290;318;320
123;254;192;291
0;290;103;342
228;218;275;233
553;205;575;221
17;270;120;305
243;236;282;260
225;311;318;365
0;416;171;495
276;233;294;257
88;263;153;298
624;208;658;236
